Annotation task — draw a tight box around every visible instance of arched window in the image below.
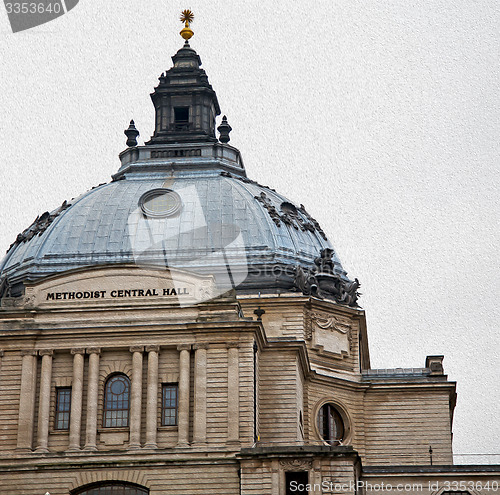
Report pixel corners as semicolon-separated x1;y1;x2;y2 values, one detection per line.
317;403;345;445
73;482;148;495
103;374;131;428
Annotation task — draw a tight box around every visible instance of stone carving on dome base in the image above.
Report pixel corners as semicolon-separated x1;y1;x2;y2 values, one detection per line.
220;171;327;240
297;204;327;240
6;200;71;254
253;192;328;240
295;248;361;308
254;192;281;227
279;459;313;471
280;202;316;234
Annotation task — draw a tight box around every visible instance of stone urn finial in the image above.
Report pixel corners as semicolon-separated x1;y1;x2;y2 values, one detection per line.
124;120;139;147
217;115;232;143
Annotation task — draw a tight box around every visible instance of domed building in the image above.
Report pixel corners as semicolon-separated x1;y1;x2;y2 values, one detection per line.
0;16;498;495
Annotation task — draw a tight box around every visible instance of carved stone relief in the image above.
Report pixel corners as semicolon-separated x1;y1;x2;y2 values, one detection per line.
279;459;313;471
305;310;353;358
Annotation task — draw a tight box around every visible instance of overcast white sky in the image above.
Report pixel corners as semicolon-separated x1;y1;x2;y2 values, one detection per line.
1;1;499;460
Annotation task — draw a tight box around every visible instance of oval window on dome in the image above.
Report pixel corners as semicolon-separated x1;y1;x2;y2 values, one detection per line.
139;189;182;218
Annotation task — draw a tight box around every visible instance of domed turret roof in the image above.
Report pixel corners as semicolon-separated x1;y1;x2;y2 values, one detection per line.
0;42;352;301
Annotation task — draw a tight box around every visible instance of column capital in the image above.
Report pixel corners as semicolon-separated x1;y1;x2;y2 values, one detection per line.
71;348;86;355
130;345;144;353
145;345;160;353
38;349;54;356
193;343;209;350
177;344;192;352
226;342;240;349
87;347;101;355
20;349;37;356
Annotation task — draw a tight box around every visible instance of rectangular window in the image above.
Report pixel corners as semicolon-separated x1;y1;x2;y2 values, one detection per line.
173;107;190;131
162;384;178;426
55;387;71;430
174;107;189;123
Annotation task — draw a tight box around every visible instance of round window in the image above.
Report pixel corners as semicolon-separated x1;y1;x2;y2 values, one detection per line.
317;403;345;445
110;378;126;395
139;189;182;218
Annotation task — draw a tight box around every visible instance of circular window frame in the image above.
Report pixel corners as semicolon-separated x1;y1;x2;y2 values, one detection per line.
139;188;182;219
313;399;352;446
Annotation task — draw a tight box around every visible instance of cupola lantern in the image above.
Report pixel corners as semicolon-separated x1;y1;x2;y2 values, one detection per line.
146;10;220;145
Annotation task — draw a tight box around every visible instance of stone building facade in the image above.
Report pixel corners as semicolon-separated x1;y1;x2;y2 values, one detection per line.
0;33;498;495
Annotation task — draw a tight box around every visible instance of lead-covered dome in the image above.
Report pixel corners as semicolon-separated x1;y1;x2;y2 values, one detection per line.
0;163;346;297
0;41;353;302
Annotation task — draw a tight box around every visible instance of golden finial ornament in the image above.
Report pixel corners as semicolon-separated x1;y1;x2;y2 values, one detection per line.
180;9;194;41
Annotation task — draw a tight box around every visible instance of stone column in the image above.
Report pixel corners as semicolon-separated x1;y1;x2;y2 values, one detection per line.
35;349;54;453
310;459;322;494
144;345;160;449
129;346;144;449
227;343;240;446
17;350;38;451
193;343;208;446
176;344;191;447
68;348;85;451
84;347;100;451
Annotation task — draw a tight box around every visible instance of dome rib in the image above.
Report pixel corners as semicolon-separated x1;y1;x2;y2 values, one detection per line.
222;176;280;254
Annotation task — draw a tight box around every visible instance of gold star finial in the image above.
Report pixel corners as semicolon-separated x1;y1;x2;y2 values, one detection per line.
180;9;194;41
